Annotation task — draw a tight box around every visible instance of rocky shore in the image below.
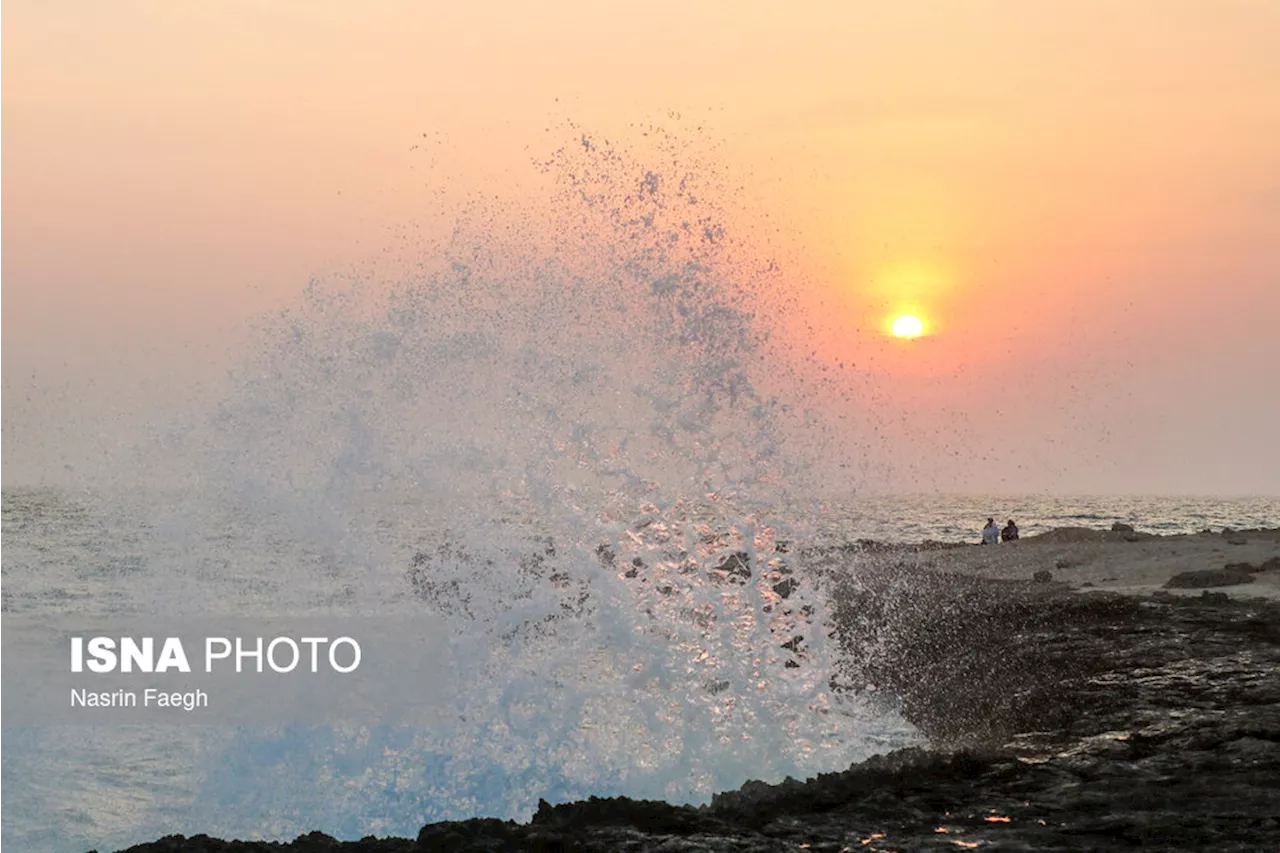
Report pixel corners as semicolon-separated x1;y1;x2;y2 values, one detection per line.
108;530;1280;853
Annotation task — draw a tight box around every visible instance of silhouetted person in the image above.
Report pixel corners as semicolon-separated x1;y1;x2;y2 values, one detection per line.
982;518;1000;545
1002;519;1019;542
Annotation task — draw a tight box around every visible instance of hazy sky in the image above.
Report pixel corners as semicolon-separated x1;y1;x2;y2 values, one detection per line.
4;1;1279;494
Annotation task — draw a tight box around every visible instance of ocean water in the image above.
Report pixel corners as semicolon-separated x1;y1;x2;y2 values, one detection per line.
4;488;1276;853
4;133;1277;853
812;494;1280;545
0;485;904;853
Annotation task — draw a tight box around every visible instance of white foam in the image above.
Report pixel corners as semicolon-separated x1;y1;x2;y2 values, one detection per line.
3;132;918;850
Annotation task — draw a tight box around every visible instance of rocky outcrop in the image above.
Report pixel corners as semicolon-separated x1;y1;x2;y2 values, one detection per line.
1165;567;1256;588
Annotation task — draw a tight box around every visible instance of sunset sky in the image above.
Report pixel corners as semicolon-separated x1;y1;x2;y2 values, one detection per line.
4;1;1278;494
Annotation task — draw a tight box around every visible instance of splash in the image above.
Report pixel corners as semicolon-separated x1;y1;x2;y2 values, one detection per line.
139;125;917;835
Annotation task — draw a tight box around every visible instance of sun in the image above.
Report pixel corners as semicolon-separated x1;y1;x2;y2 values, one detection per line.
891;314;924;338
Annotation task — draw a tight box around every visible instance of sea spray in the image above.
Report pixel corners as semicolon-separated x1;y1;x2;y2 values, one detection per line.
75;126;921;839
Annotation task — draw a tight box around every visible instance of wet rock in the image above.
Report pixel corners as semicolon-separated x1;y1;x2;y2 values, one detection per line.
1164;568;1255;589
528;795;728;840
712;551;752;582
417;820;515;852
114;831;400;852
1054;558;1072;569
624;557;643;578
1112;522;1135;533
779;634;805;653
1261;556;1280;573
594;543;616;568
1033;570;1053;583
771;577;797;599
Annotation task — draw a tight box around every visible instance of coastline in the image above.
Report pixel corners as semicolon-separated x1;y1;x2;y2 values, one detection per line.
103;528;1280;852
815;525;1280;599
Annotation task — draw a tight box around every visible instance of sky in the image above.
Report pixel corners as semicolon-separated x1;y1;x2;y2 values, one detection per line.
4;0;1279;495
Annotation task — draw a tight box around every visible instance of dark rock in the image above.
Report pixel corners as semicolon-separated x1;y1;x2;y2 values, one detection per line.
418;819;514;852
1227;537;1249;545
1033;570;1053;583
294;832;341;849
712;551;752;582
1261;557;1280;573
1164;568;1255;589
1054;559;1072;569
1200;591;1230;604
1111;522;1136;533
1225;561;1259;574
530;795;712;836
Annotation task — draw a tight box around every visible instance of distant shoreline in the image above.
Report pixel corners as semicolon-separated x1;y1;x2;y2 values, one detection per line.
805;526;1280;601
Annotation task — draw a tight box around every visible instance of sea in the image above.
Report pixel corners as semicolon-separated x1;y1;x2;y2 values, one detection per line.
4;137;1278;853
4;487;1276;853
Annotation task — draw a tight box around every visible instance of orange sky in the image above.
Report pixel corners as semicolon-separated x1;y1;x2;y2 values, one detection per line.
4;1;1279;493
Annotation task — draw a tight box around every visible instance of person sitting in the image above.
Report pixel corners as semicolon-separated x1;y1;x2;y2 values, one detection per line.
1002;519;1019;542
982;518;1000;545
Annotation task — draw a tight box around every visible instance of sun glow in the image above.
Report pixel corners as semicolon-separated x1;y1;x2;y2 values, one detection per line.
891;314;924;338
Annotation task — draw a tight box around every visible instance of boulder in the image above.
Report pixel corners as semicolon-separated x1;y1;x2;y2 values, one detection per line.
1032;570;1053;583
1111;522;1135;533
713;551;752;583
1163;568;1255;589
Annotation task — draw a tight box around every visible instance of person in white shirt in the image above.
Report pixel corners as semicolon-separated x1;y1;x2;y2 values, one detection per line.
982;518;1000;545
